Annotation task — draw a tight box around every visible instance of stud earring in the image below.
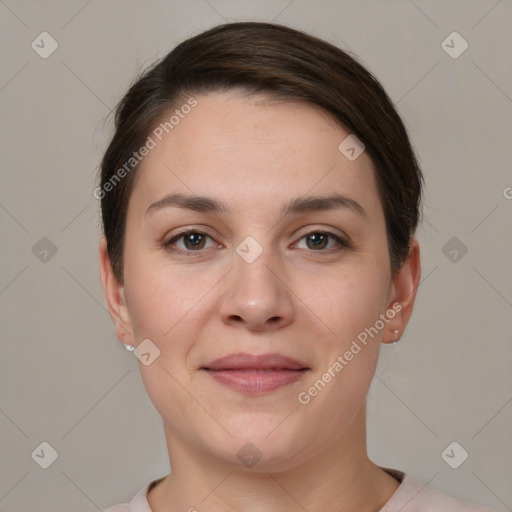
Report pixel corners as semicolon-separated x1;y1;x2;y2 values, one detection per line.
123;344;135;352
393;330;400;344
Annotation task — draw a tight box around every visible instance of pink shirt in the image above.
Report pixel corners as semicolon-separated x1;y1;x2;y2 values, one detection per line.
103;468;492;511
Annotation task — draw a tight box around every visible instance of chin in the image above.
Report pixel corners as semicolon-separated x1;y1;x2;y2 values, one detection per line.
204;416;310;472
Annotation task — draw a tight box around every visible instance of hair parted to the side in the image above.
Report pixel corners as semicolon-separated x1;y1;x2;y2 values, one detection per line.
98;21;424;284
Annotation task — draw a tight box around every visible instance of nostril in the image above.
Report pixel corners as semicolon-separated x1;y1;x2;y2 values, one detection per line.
224;314;285;328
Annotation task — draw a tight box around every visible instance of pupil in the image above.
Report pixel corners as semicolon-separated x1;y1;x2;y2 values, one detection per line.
185;233;204;249
308;233;327;249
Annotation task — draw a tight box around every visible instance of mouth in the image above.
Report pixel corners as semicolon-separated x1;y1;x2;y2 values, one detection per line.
200;352;310;394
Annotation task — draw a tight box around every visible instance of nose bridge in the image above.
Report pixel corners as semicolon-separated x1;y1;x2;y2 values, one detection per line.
218;241;294;330
235;248;279;298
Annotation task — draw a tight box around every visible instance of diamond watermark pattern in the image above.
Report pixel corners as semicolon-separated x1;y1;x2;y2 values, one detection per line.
441;32;468;59
236;236;263;264
31;32;59;59
338;134;365;161
441;236;468;263
134;338;161;366
32;237;58;263
31;441;59;469
237;442;262;468
441;441;469;469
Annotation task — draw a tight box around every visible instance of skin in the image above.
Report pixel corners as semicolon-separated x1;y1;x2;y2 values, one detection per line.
99;90;421;512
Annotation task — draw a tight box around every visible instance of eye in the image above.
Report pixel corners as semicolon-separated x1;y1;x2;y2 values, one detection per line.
295;231;350;251
163;229;350;256
163;230;219;254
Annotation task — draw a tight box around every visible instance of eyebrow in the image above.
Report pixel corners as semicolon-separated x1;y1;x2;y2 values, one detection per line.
145;192;368;220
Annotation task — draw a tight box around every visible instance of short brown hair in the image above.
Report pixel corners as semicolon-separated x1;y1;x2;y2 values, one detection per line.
98;21;424;283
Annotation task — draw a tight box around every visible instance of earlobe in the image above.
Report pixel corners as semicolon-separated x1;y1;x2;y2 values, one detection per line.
383;238;421;344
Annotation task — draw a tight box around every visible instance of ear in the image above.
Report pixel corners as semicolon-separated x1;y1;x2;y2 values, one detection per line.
98;236;136;347
382;237;421;344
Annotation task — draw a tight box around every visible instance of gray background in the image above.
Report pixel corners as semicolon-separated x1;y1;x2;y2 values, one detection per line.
1;1;511;511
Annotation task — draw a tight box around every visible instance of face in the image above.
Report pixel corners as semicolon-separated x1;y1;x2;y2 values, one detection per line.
100;90;419;471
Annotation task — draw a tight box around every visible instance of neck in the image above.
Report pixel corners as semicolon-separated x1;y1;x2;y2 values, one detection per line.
148;408;400;512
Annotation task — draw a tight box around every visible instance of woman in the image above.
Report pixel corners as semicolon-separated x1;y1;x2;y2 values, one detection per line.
98;21;491;512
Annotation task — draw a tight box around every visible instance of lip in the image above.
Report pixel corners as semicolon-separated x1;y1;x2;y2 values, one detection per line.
202;352;309;371
201;352;310;394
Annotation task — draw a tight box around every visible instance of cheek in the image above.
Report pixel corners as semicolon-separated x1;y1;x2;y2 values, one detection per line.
296;261;390;346
122;257;217;433
122;247;219;342
295;272;385;436
293;261;389;400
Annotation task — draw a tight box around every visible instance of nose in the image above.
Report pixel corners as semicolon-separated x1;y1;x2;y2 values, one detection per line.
217;250;295;332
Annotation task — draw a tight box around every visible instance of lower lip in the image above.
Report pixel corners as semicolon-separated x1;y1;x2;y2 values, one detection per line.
203;369;308;393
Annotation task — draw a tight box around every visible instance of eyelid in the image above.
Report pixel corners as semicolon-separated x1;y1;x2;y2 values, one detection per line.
161;220;354;256
165;225;220;243
167;228;213;240
298;226;348;239
163;226;352;255
292;229;352;251
164;228;222;256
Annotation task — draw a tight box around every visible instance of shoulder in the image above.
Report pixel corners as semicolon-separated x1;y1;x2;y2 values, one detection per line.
382;472;493;512
101;477;162;512
408;484;493;511
102;505;129;512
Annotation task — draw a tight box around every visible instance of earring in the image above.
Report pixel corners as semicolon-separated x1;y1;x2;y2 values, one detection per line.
123;343;135;352
393;330;400;344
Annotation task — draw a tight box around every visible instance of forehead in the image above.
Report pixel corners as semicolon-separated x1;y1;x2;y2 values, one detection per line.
129;91;382;220
160;91;352;165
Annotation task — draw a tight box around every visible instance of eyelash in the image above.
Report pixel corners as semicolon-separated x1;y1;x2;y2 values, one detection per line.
163;229;352;256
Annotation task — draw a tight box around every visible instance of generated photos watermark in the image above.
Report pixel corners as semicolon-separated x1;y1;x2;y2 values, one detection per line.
93;97;198;200
297;302;402;405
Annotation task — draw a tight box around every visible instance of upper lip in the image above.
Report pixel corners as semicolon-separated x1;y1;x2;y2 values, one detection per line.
202;352;309;371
